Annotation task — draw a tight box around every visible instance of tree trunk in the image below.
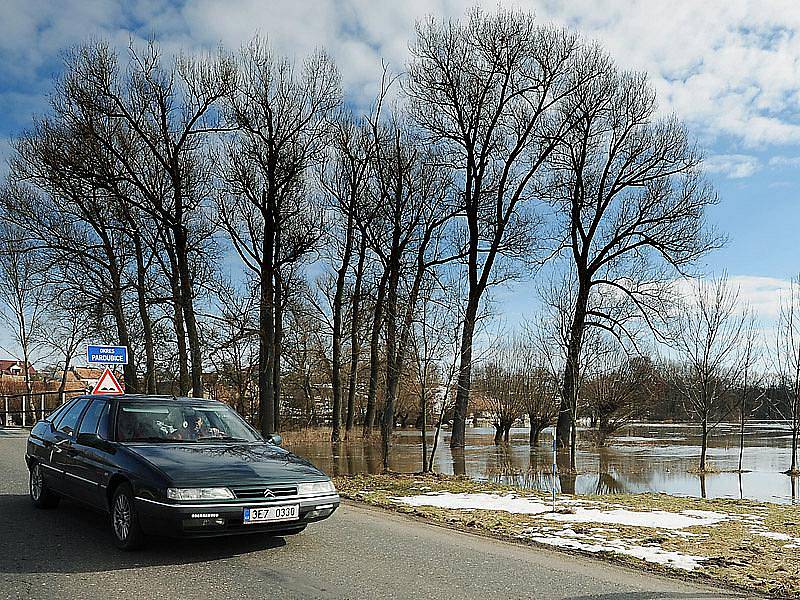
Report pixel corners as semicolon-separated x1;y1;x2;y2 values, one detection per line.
363;268;389;437
380;252;401;471
165;247;189;395
345;235;367;435
529;416;545;447
493;424;503;445
699;413;709;472
133;232;156;393
450;294;479;448
58;351;73;395
174;223;203;398
738;392;746;473
557;282;590;450
258;227;276;436
110;273;138;394
273;270;283;433
331;211;355;443
503;423;511;443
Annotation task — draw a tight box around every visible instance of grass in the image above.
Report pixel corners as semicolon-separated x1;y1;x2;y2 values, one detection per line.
334;473;800;599
280;426;383;446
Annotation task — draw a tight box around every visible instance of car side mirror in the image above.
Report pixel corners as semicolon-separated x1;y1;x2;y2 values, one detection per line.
267;434;283;447
76;432;100;447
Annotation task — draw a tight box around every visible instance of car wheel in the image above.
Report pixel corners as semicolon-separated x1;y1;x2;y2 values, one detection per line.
273;525;306;537
29;463;60;509
111;483;145;550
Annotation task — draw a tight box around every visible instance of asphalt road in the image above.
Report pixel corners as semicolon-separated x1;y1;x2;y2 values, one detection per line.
0;429;748;600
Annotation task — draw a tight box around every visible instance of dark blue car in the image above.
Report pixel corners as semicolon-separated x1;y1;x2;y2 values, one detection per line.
25;394;339;549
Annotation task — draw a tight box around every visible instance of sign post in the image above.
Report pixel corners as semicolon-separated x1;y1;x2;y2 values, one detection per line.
552;433;557;513
86;345;128;395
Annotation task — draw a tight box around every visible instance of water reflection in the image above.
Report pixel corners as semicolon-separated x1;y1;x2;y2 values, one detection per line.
287;422;800;504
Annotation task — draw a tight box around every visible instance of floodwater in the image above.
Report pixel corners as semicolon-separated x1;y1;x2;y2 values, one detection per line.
287;422;800;505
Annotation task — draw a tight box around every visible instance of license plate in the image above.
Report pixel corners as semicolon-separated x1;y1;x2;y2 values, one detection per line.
243;504;299;524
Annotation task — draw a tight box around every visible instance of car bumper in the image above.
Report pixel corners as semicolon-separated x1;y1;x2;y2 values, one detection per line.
134;494;340;538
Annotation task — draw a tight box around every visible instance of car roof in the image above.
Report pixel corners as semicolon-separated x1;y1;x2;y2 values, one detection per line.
78;394;222;403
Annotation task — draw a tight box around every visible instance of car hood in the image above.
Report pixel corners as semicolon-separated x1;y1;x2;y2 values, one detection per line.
126;442;327;486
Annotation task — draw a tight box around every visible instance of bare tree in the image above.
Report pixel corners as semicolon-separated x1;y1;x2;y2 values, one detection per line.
319;112;373;441
774;276;800;475
520;360;559;447
406;8;583;448
7;117;142;391
671;277;747;472
60;40;235;397
546;46;720;452
410;275;468;472
38;301;91;397
0;223;46;417
218;39;339;435
737;312;762;472
583;340;656;447
474;343;528;444
364;101;455;468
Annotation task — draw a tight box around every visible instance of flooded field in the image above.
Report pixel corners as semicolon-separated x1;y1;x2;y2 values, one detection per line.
287;422;800;504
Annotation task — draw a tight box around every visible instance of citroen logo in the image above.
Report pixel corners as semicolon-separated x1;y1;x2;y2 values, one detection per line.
263;488;275;498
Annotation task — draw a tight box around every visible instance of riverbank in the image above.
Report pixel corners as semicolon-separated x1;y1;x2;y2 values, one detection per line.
333;473;800;598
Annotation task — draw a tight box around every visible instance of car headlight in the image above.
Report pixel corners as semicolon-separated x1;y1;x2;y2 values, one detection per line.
297;480;336;496
167;487;234;500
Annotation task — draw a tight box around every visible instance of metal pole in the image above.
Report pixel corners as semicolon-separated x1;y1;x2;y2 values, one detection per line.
41;393;45;418
3;396;7;427
552;431;557;512
21;395;26;427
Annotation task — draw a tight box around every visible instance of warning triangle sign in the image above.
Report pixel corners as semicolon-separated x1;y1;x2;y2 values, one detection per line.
92;368;125;395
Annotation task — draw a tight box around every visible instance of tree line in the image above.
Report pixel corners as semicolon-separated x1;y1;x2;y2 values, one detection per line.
2;8;791;475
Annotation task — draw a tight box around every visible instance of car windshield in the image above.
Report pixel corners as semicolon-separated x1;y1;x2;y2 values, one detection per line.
116;400;261;443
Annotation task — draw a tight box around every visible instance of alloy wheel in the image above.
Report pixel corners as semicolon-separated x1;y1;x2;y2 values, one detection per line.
113;493;131;541
30;465;42;501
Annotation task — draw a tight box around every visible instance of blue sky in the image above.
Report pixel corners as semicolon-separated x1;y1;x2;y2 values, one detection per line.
1;0;799;356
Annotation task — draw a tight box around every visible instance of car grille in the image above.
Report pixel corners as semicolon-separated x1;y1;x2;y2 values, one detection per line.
231;484;298;499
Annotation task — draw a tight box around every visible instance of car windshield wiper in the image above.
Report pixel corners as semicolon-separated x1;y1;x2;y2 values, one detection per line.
126;436;191;443
197;436;251;443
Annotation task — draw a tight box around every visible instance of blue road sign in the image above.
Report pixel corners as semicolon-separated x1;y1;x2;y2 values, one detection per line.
87;345;128;365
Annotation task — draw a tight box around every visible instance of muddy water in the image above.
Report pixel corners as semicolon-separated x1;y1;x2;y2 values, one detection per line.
287;422;800;504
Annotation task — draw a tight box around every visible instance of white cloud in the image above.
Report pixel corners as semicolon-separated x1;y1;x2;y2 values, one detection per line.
2;0;800;153
731;275;795;321
703;154;761;179
769;155;800;167
675;275;795;323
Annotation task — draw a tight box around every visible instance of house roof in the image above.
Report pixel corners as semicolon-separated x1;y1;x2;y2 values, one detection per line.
0;360;37;376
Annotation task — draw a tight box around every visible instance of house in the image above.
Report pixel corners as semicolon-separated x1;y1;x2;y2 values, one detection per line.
0;360;37;380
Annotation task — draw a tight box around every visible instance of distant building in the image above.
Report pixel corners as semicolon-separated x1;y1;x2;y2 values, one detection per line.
0;360;37;380
58;366;107;391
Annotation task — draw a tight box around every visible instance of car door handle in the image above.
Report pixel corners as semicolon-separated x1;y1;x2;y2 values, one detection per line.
53;439;71;452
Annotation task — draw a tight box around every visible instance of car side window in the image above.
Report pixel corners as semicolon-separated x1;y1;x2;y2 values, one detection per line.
96;402;111;440
50;400;76;427
77;400;107;437
57;399;90;436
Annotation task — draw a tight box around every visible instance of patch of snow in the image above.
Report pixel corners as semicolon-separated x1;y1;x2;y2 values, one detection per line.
390;492;729;530
545;507;728;530
526;533;706;571
391;493;551;515
754;530;792;541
